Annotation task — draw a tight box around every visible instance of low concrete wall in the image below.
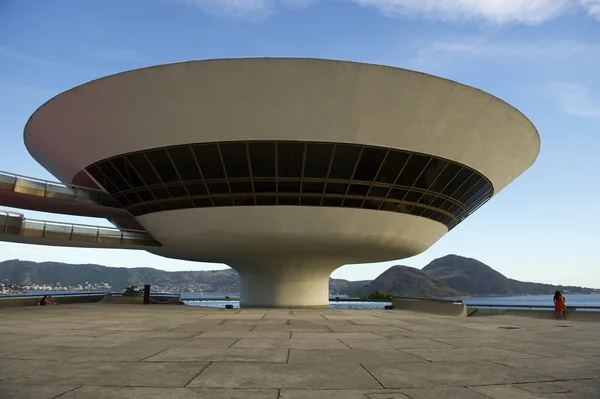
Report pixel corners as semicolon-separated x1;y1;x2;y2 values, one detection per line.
392;298;468;317
0;295;104;308
468;308;600;321
99;295;144;305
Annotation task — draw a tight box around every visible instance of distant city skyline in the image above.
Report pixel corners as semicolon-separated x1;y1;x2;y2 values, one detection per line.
1;0;599;287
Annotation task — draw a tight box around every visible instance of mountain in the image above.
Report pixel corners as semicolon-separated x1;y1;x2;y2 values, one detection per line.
357;265;463;298
423;255;596;296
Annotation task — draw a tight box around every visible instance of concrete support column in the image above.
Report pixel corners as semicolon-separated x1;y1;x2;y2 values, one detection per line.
233;258;340;308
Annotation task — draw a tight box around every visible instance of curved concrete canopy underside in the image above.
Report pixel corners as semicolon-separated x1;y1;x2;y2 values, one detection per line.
24;58;540;194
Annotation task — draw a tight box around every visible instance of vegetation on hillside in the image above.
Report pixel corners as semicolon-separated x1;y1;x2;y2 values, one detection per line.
361;290;397;300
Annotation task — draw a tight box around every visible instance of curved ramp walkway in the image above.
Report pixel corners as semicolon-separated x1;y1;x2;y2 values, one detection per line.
0;210;159;249
0;170;142;230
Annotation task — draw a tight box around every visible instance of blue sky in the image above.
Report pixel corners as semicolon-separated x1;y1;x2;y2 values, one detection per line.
1;0;599;287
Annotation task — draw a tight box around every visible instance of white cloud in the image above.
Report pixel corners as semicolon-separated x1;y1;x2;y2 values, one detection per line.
349;0;574;24
543;82;600;118
579;0;600;20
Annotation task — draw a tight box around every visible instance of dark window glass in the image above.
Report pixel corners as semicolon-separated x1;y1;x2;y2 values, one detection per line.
135;189;154;202
458;177;487;203
193;144;225;179
278;142;304;177
303;143;333;178
145;149;179;183
376;151;410;184
342;198;363;208
353;147;386;182
409;206;424;216
404;191;421;203
150;187;170;199
420;209;435;218
302;182;325;194
253;181;276;193
278;195;299;205
111;157;144;188
207;182;230;195
322;197;343;207
348;184;369;196
168;146;202;181
213;197;233;206
126;153;161;185
161;201;179;211
429;163;462;193
256;196;277;205
442;169;473;196
113;194;129;206
363;199;382;210
193;198;212;207
88;165;117;193
438;200;455;212
97;162;128;191
396;203;410;213
414;158;448;190
367;186;389;198
229;181;253;194
396;154;431;187
249;142;276;177
278;182;301;193
325;183;348;195
167;185;188;198
419;194;436;206
329;145;361;179
430;196;445;209
380;202;397;211
300;196;321;206
220;142;249;178
451;173;478;201
146;203;164;213
176;199;194;209
387;188;407;200
233;195;254;206
186;183;207;196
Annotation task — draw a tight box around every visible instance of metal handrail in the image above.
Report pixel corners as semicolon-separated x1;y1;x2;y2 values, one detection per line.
0;169;106;193
23;218;148;233
467;303;600;310
0;210;24;217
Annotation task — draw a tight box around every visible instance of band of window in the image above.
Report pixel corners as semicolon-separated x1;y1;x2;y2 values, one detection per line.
85;141;493;230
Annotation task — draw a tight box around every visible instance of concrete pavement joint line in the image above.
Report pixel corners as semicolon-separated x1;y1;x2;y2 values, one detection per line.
183;361;212;387
249;324;258;331
48;385;83;399
482;358;559;380
228;338;242;348
138;347;170;362
286;348;291;363
325;324;334;332
397;349;432;362
465;385;495;398
429;339;461;348
359;363;386;388
337;339;353;349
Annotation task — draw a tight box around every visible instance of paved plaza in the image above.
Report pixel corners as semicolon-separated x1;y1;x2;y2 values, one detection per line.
0;304;598;398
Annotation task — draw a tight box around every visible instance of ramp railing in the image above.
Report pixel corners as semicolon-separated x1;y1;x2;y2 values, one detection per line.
0;170;120;208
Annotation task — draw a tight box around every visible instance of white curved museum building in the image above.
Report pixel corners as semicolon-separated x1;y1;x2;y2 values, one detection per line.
22;58;540;307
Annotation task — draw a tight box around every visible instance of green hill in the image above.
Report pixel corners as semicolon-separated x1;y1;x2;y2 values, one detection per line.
357;265;463;298
423;255;596;295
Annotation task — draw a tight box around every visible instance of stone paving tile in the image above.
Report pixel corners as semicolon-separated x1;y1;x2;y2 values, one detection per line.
1;361;210;387
102;331;196;339
0;359;56;380
59;386;280;399
340;338;454;350
0;384;77;399
491;356;600;379
232;338;350;349
362;360;553;388
402;346;542;362
469;385;570;398
514;378;600;395
280;390;372;399
291;332;381;339
252;324;331;332
6;345;169;362
199;331;291;338
288;349;424;364
12;336;135;348
145;348;289;363
397;387;488;398
188;362;382;389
